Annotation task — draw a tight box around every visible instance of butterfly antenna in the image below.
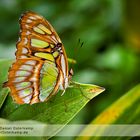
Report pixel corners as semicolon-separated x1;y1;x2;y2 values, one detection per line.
74;38;84;59
80;42;84;48
69;38;84;72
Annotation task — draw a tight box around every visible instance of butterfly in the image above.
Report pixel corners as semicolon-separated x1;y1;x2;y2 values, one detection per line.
4;11;73;104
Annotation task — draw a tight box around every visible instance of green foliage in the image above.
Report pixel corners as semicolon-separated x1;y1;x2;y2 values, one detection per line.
77;84;140;140
0;59;104;139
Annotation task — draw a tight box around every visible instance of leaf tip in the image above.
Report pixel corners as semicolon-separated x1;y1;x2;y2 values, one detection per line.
88;85;105;94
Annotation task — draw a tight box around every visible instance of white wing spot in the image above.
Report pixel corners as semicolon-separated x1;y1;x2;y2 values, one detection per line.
22;48;28;54
23;38;28;45
16;70;31;77
22;95;32;103
26;19;32;23
15;82;31;90
14;77;26;83
51;35;58;43
25;24;30;28
30;77;37;82
20;55;28;58
19;92;32;104
26;31;30;35
29;16;37;20
35;15;42;19
61;55;66;78
19;65;33;71
25;60;36;65
60;55;69;89
18;37;21;42
18;88;32;98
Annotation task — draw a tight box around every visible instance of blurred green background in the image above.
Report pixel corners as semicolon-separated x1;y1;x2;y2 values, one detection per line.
0;0;140;138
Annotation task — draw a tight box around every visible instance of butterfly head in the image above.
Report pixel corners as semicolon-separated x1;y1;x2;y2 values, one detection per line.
61;68;73;91
68;68;74;81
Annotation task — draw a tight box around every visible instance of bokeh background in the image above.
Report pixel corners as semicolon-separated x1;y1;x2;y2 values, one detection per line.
0;0;140;139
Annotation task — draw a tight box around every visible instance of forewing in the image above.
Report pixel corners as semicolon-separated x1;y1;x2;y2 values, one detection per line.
16;11;61;59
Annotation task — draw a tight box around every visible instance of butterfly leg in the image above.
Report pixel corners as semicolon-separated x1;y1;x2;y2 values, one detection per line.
68;85;74;88
61;90;65;96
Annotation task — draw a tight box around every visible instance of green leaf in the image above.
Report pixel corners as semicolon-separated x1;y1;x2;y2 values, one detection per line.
0;59;12;109
0;59;12;84
0;88;9;110
0;59;105;138
77;84;140;140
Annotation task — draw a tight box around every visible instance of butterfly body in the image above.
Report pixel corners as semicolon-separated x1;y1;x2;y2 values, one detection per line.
4;11;71;104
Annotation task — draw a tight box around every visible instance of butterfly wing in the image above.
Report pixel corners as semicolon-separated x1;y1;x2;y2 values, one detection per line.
4;11;69;104
16;11;60;58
